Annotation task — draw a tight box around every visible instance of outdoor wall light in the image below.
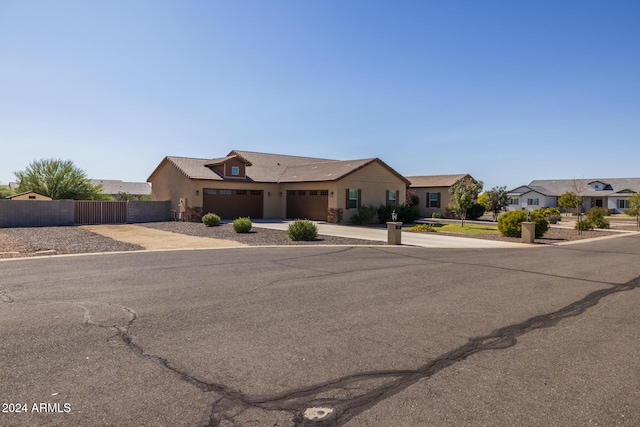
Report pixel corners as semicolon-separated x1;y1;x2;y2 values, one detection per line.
268;192;271;197
279;192;283;197
196;190;200;196
330;191;334;197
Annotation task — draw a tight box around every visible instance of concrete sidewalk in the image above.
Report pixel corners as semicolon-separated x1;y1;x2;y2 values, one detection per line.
251;220;528;249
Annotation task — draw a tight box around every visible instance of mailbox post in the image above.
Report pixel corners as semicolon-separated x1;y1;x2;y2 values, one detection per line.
521;222;536;244
386;210;402;245
386;222;402;245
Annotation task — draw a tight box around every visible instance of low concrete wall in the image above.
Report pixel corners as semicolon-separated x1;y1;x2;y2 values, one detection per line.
0;200;75;227
0;200;171;228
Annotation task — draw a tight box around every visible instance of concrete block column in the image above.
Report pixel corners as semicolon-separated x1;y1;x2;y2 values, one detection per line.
386;222;403;245
521;222;536;244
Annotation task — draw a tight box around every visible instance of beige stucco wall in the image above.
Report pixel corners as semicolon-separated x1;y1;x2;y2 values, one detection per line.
336;162;407;222
413;186;454;218
10;192;52;200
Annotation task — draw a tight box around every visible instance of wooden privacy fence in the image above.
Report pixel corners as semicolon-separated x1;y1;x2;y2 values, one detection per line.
74;201;128;225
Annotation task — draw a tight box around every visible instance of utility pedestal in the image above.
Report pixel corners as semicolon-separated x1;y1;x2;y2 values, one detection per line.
521;222;536;244
387;222;403;245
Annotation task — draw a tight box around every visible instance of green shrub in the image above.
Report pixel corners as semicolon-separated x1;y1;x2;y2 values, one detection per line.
498;210;527;237
544;207;561;216
593;217;610;229
351;205;377;225
202;213;221;227
287;219;318;241
498;210;549;238
377;204;394;223
399;204;421;223
232;217;252;233
377;204;421;223
576;219;594;231
431;211;444;219
530;210;550;238
410;224;434;233
585;206;609;223
467;203;486;220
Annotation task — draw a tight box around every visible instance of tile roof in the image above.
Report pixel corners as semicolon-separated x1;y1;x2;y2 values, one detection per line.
150;150;409;184
91;180;152;195
407;174;470;188
527;178;640;197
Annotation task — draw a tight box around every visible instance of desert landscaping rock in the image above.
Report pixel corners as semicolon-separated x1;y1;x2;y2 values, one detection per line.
0;220;635;259
141;221;386;246
0;226;143;258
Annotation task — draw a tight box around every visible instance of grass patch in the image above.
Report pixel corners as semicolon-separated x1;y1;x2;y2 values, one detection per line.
428;223;500;235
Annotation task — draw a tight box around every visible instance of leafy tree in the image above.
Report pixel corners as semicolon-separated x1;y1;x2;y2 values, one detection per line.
484;186;508;221
558;189;586;235
477;192;489;209
114;192;150;201
557;191;581;214
14;158;107;200
448;177;484;227
405;189;420;207
0;182;15;199
628;192;640;229
467;203;486;220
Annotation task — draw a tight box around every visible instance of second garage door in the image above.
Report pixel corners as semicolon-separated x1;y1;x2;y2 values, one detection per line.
286;190;329;221
203;189;263;220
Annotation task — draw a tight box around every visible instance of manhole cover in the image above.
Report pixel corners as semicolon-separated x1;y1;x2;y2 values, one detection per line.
303;407;336;421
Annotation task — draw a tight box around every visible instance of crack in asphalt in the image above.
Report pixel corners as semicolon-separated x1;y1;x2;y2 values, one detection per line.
0;287;15;303
79;270;640;426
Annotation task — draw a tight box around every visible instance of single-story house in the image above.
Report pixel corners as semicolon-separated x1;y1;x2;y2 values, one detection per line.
91;180;152;199
6;191;52;200
407;174;474;218
507;178;640;213
147;150;410;222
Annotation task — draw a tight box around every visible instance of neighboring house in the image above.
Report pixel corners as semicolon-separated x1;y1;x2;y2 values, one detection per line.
91;180;152;199
507;178;640;213
6;191;52;200
148;150;409;222
407;174;474;218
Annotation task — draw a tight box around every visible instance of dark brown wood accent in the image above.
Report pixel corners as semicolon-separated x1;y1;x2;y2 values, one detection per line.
202;188;263;220
286;190;329;220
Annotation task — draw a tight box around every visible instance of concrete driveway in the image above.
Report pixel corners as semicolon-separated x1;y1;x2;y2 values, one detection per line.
252;219;527;248
2;234;640;426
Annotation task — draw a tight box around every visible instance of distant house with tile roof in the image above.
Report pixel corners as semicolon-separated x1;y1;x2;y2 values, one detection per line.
406;174;474;218
507;178;640;213
6;191;52;200
90;180;152;199
148;150;410;222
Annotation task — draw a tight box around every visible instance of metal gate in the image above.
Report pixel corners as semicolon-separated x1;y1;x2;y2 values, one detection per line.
74;201;128;225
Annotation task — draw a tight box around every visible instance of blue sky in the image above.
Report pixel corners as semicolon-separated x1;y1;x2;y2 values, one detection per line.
1;0;639;191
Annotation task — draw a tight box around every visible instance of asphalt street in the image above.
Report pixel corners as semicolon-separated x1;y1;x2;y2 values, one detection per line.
1;234;640;426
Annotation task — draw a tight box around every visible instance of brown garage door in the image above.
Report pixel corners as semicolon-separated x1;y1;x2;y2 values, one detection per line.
203;189;263;220
286;190;329;221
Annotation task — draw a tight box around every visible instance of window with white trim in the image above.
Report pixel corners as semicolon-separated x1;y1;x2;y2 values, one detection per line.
527;198;539;206
348;189;359;209
231;166;240;176
618;199;630;209
509;198;519;205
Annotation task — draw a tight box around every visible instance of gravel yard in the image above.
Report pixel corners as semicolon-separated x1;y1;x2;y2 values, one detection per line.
0;220;635;259
141;221;385;246
0;226;143;258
